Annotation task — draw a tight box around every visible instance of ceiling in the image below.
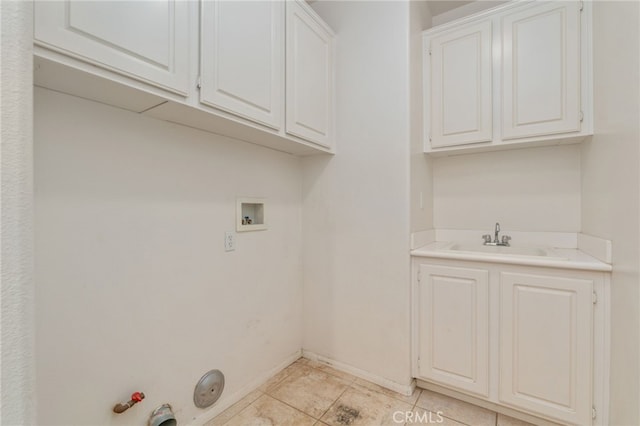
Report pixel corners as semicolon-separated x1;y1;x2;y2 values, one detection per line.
307;0;508;20
426;0;474;16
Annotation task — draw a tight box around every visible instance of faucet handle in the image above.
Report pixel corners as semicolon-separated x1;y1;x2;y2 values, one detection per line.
482;234;492;244
501;235;512;246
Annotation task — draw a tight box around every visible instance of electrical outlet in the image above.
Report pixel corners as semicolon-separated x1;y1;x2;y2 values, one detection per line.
224;231;236;252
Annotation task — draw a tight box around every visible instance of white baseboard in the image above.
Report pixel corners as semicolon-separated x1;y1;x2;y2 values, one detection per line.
191;349;302;426
302;350;415;396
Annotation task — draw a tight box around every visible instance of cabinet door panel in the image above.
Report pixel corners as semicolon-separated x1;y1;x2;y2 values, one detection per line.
502;2;581;140
34;0;189;95
200;1;283;129
427;20;492;148
418;265;490;397
500;272;592;425
286;0;333;148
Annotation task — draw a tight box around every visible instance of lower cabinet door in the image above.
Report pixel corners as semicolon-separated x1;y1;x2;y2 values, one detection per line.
418;264;490;397
499;272;593;425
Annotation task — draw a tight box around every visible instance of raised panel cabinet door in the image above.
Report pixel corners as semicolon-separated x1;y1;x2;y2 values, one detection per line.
418;265;490;397
426;20;492;148
285;0;334;148
499;272;593;425
200;1;284;130
34;0;189;95
502;1;581;140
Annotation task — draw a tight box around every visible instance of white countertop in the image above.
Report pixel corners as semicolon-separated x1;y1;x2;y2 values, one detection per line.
411;241;612;272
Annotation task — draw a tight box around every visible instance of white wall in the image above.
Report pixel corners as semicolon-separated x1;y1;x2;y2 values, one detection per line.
1;1;36;424
410;0;434;233
302;1;412;387
34;88;303;426
581;2;640;424
433;145;582;232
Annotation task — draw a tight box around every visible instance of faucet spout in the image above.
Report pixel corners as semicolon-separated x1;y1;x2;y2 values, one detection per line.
483;222;511;246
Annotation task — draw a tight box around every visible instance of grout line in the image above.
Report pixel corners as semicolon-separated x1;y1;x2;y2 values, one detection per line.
214;391;265;426
317;382;352;422
264;361;348;420
262;393;321;421
411;389;420;410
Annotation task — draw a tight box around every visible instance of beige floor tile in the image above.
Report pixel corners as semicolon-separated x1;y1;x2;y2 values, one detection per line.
496;413;536;426
259;359;309;393
204;389;263;426
352;377;421;405
269;365;351;419
407;409;467;426
224;394;315;426
307;360;358;383
320;386;414;426
416;390;496;426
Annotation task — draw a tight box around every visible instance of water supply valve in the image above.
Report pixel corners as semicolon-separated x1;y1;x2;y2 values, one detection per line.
113;391;145;414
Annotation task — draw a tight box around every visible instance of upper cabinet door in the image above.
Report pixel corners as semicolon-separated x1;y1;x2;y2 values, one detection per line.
285;0;334;149
200;1;284;130
501;2;581;140
34;1;189;95
427;20;493;149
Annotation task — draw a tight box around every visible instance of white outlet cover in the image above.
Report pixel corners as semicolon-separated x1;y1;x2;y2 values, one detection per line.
225;231;235;252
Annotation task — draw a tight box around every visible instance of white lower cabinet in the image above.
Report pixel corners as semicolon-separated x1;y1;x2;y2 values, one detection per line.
413;259;607;425
499;272;593;425
418;265;490;397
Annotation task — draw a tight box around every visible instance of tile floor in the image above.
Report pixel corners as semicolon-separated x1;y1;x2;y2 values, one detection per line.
205;358;537;426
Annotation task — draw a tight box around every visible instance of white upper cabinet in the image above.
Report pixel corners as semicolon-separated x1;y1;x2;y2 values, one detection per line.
502;1;581;140
34;0;189;95
286;0;334;149
423;0;591;155
34;1;336;155
427;20;493;148
200;1;284;130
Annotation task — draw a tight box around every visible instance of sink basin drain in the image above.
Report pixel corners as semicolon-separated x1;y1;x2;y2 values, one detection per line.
193;369;225;408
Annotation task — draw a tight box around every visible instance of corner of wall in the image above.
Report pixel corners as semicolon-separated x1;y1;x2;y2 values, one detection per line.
410;0;434;234
1;0;36;424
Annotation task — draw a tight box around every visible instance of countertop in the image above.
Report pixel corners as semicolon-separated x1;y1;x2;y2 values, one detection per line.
411;241;612;272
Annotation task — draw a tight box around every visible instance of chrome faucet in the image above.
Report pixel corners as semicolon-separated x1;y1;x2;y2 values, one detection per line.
482;222;511;246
